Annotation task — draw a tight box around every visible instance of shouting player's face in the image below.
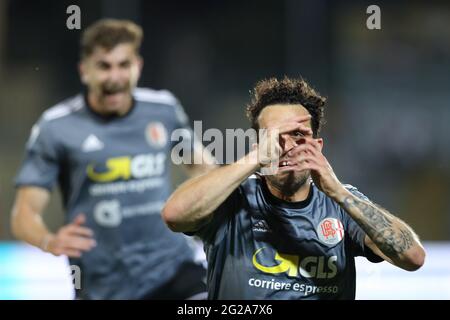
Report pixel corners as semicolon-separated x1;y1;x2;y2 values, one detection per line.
79;43;143;116
258;104;322;196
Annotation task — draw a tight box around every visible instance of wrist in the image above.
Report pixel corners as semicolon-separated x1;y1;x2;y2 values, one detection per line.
39;233;55;253
239;149;260;169
329;185;352;204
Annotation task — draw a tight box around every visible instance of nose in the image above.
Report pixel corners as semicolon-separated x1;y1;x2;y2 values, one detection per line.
107;66;123;83
280;134;297;153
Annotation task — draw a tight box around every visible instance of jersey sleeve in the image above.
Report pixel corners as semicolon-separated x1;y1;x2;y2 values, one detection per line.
14;118;62;191
185;187;241;245
168;92;205;165
343;185;384;263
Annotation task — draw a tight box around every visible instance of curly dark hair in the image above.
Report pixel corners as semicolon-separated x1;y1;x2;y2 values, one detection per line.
246;76;326;137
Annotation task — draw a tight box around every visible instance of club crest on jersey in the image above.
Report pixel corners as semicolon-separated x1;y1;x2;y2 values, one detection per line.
146;122;168;148
317;218;344;246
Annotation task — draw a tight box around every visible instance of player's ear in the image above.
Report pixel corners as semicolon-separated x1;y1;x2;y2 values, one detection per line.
137;55;144;72
316;138;324;151
79;61;89;84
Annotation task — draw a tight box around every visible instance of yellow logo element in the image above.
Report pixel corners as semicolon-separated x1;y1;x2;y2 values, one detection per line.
87;153;166;182
87;157;131;182
252;248;299;277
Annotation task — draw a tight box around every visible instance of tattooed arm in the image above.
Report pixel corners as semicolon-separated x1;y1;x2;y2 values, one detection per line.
335;191;425;271
286;136;426;271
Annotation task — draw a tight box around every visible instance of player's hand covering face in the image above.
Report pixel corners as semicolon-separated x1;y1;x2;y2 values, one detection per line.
255;114;312;175
256;103;338;195
281;134;342;196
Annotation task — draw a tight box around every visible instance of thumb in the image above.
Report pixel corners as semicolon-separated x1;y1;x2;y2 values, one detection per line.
73;213;86;226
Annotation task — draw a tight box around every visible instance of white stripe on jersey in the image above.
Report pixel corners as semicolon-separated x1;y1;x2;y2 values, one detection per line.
133;87;178;105
42;95;83;121
133;87;188;124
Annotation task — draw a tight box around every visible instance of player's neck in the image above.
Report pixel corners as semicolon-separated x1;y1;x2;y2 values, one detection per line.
266;180;311;203
87;92;133;117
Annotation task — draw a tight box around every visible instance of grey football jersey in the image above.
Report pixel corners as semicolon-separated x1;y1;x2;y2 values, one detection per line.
15;88;201;299
191;175;383;300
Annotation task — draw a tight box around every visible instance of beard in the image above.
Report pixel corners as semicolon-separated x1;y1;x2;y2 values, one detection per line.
92;81;133;117
101;80;130;96
265;169;310;197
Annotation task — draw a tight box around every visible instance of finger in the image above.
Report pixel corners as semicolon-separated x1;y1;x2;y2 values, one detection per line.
286;140;321;160
64;236;97;251
277;122;313;135
283;157;317;169
302;137;322;151
73;213;86;226
286;144;315;157
66;225;94;238
278;158;320;173
63;249;82;258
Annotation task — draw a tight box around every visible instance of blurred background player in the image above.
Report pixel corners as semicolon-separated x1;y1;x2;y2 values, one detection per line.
10;19;216;299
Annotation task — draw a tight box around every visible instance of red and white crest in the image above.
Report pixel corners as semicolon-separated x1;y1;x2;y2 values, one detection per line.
317;218;345;246
146;122;168;148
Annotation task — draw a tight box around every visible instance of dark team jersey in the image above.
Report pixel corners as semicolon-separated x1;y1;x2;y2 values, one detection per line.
191;175;383;300
15;88;202;299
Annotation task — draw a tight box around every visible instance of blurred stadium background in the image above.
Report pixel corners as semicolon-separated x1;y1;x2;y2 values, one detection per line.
0;0;449;299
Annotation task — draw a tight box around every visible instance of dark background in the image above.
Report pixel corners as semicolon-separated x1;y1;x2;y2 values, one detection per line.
0;0;449;240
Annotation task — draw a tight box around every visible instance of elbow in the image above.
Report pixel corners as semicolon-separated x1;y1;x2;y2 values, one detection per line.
403;247;426;271
10;210;24;240
162;202;186;233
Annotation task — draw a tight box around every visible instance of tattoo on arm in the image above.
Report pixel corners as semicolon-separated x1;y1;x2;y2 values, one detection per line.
342;196;415;256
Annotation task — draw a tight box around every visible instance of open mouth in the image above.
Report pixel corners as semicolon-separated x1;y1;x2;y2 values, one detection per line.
103;89;125;96
102;83;128;96
278;160;290;168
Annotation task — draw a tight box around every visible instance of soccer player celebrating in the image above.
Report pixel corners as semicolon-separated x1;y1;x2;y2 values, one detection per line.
162;77;425;299
11;19;216;299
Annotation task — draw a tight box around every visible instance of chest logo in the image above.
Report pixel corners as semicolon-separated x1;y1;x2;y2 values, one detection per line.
146;122;168;148
252;247;338;279
82;134;104;152
87;153;166;182
317;218;345;246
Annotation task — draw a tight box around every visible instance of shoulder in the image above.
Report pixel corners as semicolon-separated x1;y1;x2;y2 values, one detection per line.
133;87;187;123
342;183;372;202
242;174;262;189
41;94;84;123
133;87;179;106
342;183;358;192
25;95;83;148
239;174;263;200
34;94;84;138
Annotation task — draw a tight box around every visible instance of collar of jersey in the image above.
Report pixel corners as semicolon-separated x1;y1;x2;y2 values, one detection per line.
260;178;314;210
83;91;137;121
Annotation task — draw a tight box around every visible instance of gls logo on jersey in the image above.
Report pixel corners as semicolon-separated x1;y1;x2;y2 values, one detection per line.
87;152;166;182
252;247;338;279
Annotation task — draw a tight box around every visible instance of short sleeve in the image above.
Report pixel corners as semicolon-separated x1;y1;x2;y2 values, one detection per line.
14;119;62;191
169;96;205;165
343;185;384;263
186;188;241;245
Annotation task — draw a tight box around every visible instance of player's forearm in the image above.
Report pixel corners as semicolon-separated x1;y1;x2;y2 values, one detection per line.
163;150;259;232
333;188;425;270
11;205;53;250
